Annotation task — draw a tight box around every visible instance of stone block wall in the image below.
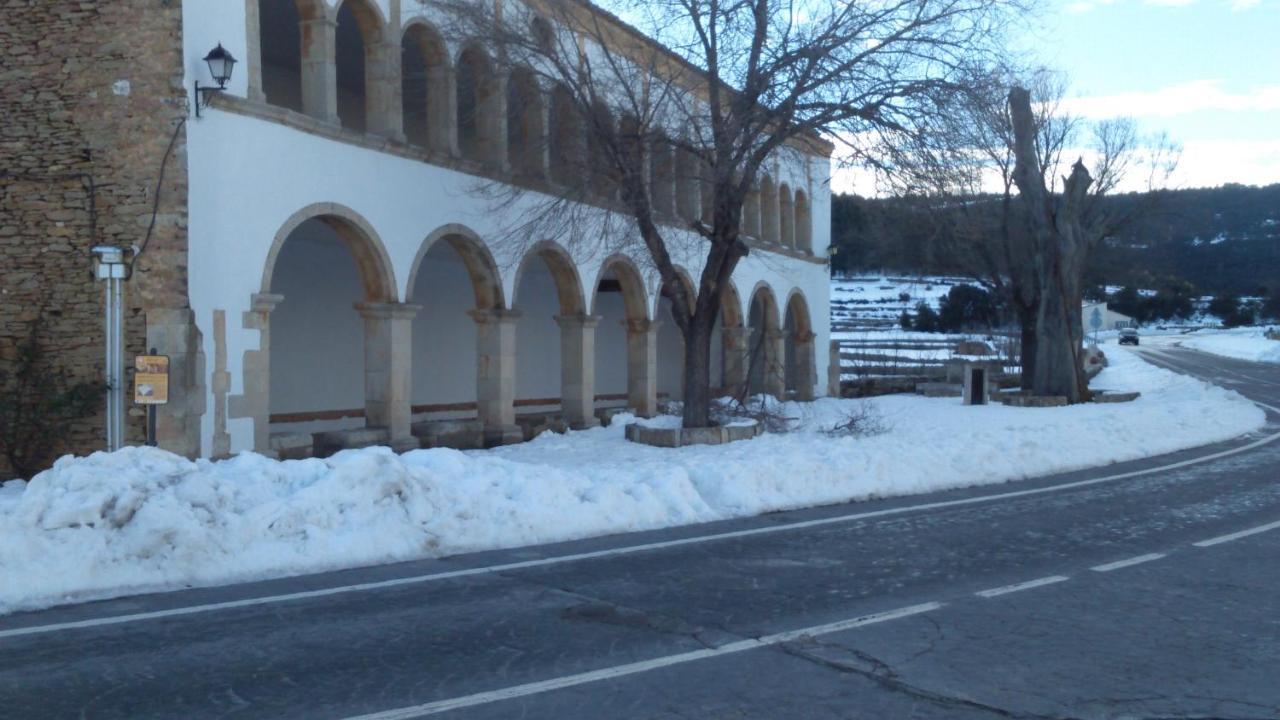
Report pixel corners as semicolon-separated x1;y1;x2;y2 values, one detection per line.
1;1;191;478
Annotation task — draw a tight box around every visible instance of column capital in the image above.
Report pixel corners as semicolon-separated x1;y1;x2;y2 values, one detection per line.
765;328;787;342
555;314;602;329
468;307;522;325
721;325;749;337
251;293;284;313
792;330;817;344
300;16;339;28
355;301;422;320
624;318;660;335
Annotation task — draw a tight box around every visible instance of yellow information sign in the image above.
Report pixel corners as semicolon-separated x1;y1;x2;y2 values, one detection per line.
134;355;170;405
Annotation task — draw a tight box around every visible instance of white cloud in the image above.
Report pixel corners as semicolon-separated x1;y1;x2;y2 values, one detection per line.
1143;0;1197;6
1060;80;1280;119
1231;0;1260;9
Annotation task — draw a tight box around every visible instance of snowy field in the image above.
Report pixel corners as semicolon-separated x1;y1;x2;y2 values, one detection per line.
1147;327;1280;364
830;275;967;330
0;348;1266;615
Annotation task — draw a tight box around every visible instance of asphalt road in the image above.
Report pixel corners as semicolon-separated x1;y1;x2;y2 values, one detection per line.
3;345;1279;720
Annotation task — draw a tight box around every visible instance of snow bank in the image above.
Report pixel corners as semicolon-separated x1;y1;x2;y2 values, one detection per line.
0;350;1266;614
1174;327;1280;364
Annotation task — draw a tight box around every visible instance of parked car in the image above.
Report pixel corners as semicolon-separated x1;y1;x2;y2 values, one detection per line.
1118;328;1139;345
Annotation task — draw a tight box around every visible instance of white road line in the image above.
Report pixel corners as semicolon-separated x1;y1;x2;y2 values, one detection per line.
340;601;943;719
5;414;1280;641
1193;519;1280;548
1091;553;1166;573
975;576;1070;598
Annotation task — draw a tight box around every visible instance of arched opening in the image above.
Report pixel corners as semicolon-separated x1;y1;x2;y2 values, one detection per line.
779;183;795;248
747;284;783;398
407;231;508;445
513;244;589;429
263;211;397;444
335;0;385;133
743;183;761;239
258;0;312;113
587;101;616;200
549;84;583;188
456;44;501;165
760;175;779;244
785;292;816;400
401;22;449;150
507;68;545;179
656;271;695;404
794;189;812;253
675;146;700;223
591;257;653;417
716;280;744;393
650;136;676;218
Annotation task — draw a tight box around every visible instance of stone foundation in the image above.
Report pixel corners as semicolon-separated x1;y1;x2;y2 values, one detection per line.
624;422;763;448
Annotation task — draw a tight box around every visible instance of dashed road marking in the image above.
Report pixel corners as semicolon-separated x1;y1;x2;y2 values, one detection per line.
341;602;944;719
1193;519;1280;548
1091;553;1166;572
976;576;1070;598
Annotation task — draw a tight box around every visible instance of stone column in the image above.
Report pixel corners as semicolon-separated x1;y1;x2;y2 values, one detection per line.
721;326;750;393
470;308;523;446
145;308;205;458
626;318;660;418
556;314;602;429
232;293;283;457
356;302;421;452
300;17;339;124
764;328;787;400
367;41;405;141
428;64;456;156
245;0;266;103
792;330;817;401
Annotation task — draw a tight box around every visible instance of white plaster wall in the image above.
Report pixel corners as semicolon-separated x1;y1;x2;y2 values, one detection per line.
182;1;833;456
513;261;562;403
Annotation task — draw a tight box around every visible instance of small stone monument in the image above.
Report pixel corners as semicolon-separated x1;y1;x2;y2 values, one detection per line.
963;363;990;406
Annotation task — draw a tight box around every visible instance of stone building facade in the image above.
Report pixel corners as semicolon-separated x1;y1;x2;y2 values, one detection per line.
2;0;833;474
1;2;197;478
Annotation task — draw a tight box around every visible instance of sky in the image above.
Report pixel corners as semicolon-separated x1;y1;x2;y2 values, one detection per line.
835;0;1280;195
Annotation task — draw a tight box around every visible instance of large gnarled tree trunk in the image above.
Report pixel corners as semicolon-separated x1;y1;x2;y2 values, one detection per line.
1008;87;1095;403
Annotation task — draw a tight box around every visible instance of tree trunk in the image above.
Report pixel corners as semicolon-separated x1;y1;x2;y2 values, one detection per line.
1008;86;1095;404
680;308;716;428
1016;302;1037;390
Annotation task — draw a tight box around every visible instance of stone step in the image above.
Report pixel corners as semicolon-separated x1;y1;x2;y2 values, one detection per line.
412;419;484;449
269;432;314;461
312;427;391;457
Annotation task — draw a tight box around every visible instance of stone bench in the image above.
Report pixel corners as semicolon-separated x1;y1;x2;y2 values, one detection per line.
312;427;391;458
269;432;314;461
595;406;636;426
412;419;484;450
625;422;763;448
516;413;569;441
916;382;963;398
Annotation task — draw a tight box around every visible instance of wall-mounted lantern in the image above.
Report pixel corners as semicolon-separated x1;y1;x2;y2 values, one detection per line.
193;43;237;117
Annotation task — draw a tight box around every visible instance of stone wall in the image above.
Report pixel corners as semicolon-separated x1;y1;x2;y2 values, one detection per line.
1;1;191;478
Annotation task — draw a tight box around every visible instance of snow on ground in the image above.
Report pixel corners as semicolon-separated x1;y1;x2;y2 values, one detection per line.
0;349;1266;615
1148;327;1280;364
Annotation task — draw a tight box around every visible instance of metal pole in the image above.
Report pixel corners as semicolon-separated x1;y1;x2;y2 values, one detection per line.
93;246;126;452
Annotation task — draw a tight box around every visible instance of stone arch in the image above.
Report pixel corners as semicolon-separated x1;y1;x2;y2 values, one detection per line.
779;183;795;248
720;278;744;328
589;254;649;320
400;20;451;151
512;241;586;316
506;67;546;179
456;43;503;166
784;289;817;400
747;281;784;398
406;224;505;310
794;188;812;253
250;0;327;113
548;83;583;187
333;0;391;134
591;254;657;417
261;203;397;302
759;174;779;243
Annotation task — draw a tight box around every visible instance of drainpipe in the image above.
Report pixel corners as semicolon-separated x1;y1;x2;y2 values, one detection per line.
92;246;127;451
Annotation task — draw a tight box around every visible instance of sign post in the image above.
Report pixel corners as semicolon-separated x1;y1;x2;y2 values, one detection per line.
134;352;169;447
1089;307;1104;346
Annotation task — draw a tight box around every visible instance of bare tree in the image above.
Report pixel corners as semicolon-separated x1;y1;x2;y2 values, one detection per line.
1008;86;1178;401
433;0;1022;427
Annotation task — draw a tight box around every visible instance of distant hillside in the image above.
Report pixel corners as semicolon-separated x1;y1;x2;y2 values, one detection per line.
831;183;1280;298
